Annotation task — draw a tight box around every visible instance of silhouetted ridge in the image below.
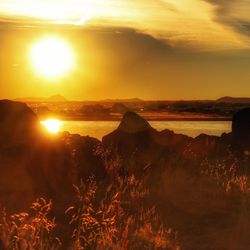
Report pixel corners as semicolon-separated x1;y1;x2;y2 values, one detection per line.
48;94;67;102
118;111;152;133
15;94;67;103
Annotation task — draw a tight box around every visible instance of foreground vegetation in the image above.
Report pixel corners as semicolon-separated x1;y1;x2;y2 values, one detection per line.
0;174;180;250
1;156;250;250
1;102;250;249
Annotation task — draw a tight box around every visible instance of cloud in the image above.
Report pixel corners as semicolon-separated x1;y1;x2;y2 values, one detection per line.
204;0;250;36
0;0;249;50
1;16;250;100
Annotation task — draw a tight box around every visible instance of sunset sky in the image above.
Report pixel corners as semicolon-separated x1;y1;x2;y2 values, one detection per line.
0;0;250;100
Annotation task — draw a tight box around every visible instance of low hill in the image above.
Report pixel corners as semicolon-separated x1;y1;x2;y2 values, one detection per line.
102;98;143;103
15;94;67;103
217;96;250;103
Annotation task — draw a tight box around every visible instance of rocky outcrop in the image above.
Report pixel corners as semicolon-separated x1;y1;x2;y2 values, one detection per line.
103;111;233;175
103;112;168;175
232;107;250;153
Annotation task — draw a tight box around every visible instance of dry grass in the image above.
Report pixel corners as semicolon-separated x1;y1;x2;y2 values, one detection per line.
67;175;179;250
5;149;250;249
0;198;61;250
1;156;250;249
0;176;179;250
201;158;250;195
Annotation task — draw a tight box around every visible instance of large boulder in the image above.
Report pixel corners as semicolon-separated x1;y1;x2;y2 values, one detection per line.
117;111;152;133
103;112;154;149
0;100;106;212
103;112;159;174
0;100;72;211
0;100;40;148
232;108;250;153
0;100;39;210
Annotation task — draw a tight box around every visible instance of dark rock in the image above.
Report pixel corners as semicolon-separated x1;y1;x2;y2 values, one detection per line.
103;112;158;174
104;111;233;176
0;99;40;148
117;111;152;133
0;240;5;250
62;134;106;181
0;100;105;212
156;129;192;154
0;100;72;211
190;134;219;158
103;112;183;176
232;107;250;153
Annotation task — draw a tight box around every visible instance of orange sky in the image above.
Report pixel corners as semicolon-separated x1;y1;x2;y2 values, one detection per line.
0;0;250;100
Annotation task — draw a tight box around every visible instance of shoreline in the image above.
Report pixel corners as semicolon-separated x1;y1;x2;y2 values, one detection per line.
39;113;232;122
42;115;232;122
43;117;232;122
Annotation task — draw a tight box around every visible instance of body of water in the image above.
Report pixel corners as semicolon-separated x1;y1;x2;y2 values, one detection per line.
60;121;232;140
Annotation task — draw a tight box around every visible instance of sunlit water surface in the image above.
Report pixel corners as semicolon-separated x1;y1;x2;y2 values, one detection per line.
59;121;232;140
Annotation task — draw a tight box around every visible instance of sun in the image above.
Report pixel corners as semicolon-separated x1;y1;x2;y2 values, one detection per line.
30;37;75;78
41;119;62;134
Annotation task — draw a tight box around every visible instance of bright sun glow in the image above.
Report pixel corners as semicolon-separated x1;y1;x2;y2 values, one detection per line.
41;119;62;134
30;37;75;78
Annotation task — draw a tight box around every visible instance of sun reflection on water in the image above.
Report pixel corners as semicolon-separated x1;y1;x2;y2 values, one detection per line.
41;119;62;134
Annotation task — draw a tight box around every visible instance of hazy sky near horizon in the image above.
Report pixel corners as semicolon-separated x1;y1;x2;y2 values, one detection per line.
0;0;250;100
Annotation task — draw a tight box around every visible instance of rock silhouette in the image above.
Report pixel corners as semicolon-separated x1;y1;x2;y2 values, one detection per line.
232;107;250;153
0;100;105;211
0;100;40;148
103;111;232;176
103;111;169;175
117;111;152;133
0;103;236;208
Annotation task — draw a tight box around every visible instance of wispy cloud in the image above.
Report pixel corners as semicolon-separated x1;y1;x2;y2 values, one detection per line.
0;0;249;50
204;0;250;36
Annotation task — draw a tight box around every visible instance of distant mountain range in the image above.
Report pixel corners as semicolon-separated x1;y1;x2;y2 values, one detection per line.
14;96;143;103
101;98;143;103
15;95;68;102
216;96;250;103
13;95;250;104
